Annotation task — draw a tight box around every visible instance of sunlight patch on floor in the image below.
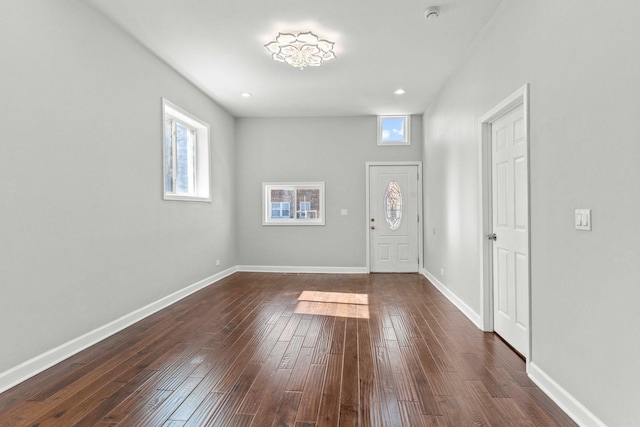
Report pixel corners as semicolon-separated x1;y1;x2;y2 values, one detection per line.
294;291;369;319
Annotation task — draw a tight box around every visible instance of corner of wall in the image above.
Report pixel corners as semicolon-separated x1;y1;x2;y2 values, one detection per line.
420;268;482;329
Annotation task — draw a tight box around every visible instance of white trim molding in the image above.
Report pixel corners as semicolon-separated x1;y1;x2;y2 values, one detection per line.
421;268;482;329
529;363;607;427
417;268;606;427
0;266;238;394
238;265;368;274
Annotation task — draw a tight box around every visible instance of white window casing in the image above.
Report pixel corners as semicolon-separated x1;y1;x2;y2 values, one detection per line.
162;98;211;202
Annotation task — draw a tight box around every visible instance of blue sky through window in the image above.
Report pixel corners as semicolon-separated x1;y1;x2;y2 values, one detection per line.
381;116;406;142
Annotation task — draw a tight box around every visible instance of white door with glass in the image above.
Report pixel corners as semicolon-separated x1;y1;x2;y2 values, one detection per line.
369;165;419;273
490;104;529;357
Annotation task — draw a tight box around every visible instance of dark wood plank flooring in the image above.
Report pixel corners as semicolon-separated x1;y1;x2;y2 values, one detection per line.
0;272;576;426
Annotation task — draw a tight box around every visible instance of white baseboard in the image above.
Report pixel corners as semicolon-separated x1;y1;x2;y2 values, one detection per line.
528;362;606;427
420;268;482;329
0;266;238;394
238;265;368;274
420;269;608;426
0;266;606;427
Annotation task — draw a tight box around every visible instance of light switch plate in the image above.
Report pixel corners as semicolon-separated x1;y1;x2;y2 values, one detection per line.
575;209;592;231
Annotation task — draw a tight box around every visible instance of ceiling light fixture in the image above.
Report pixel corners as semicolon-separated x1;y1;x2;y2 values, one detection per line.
394;89;406;95
241;92;252;98
424;6;440;20
264;32;336;69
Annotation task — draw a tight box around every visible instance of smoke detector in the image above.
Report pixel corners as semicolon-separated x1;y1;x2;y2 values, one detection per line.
424;6;440;20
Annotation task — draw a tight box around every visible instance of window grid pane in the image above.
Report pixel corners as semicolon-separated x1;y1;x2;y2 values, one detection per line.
174;122;197;195
164;119;174;193
187;128;196;193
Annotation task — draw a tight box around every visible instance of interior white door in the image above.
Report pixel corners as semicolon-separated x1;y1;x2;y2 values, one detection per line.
491;104;529;357
369;165;419;273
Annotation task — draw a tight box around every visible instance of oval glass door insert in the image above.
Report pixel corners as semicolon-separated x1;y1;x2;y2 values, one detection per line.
384;181;403;230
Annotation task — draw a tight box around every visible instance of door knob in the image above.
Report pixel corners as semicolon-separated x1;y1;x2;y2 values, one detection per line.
487;233;497;241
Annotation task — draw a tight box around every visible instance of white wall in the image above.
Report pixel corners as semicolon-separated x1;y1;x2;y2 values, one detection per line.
236;116;422;269
422;0;640;425
0;0;236;376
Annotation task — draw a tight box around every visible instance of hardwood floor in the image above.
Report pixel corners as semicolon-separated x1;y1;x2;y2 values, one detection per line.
0;272;576;426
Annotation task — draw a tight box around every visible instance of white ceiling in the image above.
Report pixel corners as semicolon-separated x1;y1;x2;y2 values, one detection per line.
86;0;503;118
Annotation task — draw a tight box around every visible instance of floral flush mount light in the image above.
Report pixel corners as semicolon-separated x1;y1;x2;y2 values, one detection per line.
264;32;336;69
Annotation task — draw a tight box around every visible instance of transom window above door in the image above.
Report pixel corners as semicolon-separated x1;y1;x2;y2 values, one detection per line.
378;115;410;146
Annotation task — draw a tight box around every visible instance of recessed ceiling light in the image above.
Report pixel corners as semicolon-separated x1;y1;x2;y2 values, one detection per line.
394;89;406;95
241;92;252;98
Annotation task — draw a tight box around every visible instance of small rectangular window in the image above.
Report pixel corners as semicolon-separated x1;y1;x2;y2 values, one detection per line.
270;202;291;218
263;182;325;225
299;201;311;211
162;99;211;202
378;115;410;146
271;203;281;218
281;202;291;217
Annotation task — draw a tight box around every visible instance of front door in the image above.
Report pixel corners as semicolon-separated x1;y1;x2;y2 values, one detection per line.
491;104;529;357
369;165;419;273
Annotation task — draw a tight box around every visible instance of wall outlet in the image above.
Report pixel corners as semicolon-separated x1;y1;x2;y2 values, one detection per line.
216;259;221;266
440;268;445;276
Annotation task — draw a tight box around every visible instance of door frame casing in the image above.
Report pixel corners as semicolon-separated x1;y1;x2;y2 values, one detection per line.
366;161;423;273
478;84;531;365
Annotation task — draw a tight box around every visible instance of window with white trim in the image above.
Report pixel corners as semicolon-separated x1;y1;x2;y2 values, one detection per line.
377;115;410;146
162;99;211;201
